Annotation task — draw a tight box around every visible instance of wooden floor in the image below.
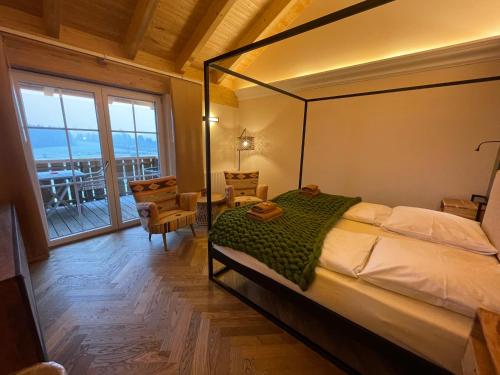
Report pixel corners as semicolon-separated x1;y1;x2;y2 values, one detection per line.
30;227;343;375
47;195;137;240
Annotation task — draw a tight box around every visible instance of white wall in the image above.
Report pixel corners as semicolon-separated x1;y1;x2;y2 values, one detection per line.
208;103;239;173
237;61;500;208
238;95;304;198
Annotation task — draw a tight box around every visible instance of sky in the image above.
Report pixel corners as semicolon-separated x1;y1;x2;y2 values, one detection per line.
20;88;158;160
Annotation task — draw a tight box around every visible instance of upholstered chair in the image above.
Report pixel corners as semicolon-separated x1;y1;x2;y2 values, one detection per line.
129;176;197;251
224;171;268;208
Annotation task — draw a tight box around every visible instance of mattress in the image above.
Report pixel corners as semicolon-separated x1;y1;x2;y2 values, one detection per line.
213;219;473;374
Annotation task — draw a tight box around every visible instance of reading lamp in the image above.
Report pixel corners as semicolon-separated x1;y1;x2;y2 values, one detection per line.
474;140;500;196
237;128;255;170
474;140;500;151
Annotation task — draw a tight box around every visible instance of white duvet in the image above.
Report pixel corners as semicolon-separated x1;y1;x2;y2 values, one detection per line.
320;227;500;317
358;237;500;317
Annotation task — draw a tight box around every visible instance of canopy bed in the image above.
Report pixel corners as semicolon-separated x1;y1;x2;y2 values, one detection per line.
202;1;500;374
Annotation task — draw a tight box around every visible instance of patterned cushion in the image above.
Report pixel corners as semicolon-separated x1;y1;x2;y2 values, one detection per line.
130;176;178;211
224;171;259;196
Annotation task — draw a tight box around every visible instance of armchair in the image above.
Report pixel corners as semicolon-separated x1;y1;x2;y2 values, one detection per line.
129;176;197;251
224;171;268;208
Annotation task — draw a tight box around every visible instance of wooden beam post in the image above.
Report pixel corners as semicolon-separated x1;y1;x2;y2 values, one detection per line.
175;0;236;73
43;0;61;39
215;0;308;83
123;0;160;59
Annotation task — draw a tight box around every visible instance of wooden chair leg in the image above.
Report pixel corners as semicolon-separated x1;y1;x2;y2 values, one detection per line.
148;233;152;241
190;224;196;238
162;232;167;251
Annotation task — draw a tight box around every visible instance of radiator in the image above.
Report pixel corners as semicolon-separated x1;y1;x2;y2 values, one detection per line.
205;171;226;194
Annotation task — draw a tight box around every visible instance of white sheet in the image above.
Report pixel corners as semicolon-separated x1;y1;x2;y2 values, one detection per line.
214;235;471;374
211;216;500;374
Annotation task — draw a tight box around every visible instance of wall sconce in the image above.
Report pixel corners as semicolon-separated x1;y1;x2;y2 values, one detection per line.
474;140;500;152
203;115;219;124
474;139;500;196
237;128;255;170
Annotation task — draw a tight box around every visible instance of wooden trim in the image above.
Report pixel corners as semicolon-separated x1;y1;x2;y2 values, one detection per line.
0;26;197;83
5;34;171;95
123;0;160;59
175;0;236;72
0;27;239;107
42;0;60;39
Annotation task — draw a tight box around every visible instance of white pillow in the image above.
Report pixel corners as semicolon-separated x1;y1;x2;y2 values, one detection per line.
382;206;497;255
358;237;500;317
342;202;392;226
319;228;378;277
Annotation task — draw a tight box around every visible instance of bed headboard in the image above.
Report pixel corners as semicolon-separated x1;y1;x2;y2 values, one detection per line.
482;171;500;249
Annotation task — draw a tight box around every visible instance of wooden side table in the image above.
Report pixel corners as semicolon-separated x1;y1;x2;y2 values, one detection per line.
462;308;500;375
441;198;480;221
196;193;226;225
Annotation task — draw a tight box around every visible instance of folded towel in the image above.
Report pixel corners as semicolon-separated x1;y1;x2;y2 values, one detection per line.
246;207;283;222
252;201;278;213
301;184;319;192
300;189;321;197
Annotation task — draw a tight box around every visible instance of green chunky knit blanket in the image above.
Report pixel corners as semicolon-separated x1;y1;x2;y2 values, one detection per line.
209;190;361;290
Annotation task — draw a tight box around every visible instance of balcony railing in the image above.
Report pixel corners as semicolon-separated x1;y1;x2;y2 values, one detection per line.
35;156;159;206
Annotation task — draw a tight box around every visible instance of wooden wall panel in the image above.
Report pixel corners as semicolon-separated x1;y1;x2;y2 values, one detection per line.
0;36;48;262
3;33;238;106
3;35;171;94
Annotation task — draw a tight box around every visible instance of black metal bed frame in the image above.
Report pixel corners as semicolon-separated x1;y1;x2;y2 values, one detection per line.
203;1;500;373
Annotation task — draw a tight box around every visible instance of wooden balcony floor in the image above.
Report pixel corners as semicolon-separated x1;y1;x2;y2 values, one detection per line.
47;195;137;240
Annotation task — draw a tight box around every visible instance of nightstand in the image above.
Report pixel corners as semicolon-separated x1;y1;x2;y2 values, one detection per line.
441;195;487;221
462;308;500;375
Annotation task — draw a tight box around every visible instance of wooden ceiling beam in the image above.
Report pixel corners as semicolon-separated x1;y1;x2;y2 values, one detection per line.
215;0;307;83
43;0;61;38
175;0;236;73
123;0;160;59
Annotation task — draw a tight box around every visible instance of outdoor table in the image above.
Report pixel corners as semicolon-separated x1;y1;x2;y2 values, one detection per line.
37;169;88;217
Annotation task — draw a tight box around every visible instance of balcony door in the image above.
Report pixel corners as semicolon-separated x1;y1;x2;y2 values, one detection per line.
13;71;166;246
102;88;165;225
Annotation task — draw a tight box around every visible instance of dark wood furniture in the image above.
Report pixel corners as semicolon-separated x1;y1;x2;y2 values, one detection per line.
0;203;47;375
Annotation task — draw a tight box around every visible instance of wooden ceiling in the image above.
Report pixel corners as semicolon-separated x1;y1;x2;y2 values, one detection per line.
0;0;310;89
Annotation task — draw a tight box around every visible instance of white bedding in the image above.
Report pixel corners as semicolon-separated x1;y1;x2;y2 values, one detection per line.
212;217;499;374
318;228;378;277
382;206;497;255
214;236;471;374
359;236;500;317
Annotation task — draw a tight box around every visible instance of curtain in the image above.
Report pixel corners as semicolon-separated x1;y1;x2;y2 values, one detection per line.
169;77;204;193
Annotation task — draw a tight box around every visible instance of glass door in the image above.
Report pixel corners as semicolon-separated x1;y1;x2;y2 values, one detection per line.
16;79;116;243
12;72;168;244
103;89;164;226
